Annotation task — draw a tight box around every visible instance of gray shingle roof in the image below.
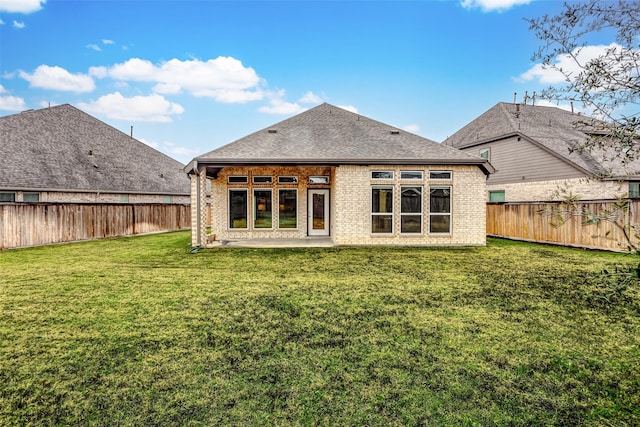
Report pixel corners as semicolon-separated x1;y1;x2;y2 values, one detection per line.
190;103;493;175
0;104;190;194
443;102;640;179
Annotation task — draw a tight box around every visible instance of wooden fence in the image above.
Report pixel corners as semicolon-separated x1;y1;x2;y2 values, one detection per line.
487;200;640;252
0;203;191;250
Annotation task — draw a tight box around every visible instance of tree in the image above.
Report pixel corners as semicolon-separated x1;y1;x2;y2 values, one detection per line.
527;0;640;163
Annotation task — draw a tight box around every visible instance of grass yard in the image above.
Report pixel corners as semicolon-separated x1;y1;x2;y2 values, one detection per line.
0;232;638;426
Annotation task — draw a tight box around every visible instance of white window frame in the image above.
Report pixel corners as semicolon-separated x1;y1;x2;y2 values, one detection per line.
429;170;452;180
429;186;452;235
229;189;248;229
400;170;423;180
400;186;423;234
371;170;394;180
371;186;394;234
278;188;298;229
253;188;273;229
278;176;298;184
309;176;330;184
228;175;248;184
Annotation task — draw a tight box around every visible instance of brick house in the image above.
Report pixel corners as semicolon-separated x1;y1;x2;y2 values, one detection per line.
186;103;494;247
0;104;190;204
443;102;640;202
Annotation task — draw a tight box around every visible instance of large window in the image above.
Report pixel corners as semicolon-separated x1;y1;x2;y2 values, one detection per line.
254;189;272;228
278;189;297;229
401;186;422;233
429;187;451;234
372;187;393;233
229;189;248;228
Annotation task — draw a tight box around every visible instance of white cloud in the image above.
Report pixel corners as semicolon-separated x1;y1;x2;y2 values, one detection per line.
460;0;532;12
87;44;101;52
0;0;46;14
13;20;25;29
0;19;4;25
258;98;306;115
19;65;95;93
299;91;324;104
101;56;264;103
0;95;27;111
78;92;184;122
403;124;420;133
517;43;625;84
102;39;115;45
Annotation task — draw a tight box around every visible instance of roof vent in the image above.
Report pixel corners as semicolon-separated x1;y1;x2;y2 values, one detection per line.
268;129;277;133
390;130;400;135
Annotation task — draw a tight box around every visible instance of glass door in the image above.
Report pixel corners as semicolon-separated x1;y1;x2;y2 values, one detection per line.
308;189;330;236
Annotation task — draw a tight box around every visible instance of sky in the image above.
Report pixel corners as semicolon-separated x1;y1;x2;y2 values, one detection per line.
0;0;619;164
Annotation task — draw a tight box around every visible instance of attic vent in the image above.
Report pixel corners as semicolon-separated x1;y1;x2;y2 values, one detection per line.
88;150;93;156
390;130;400;135
268;129;277;133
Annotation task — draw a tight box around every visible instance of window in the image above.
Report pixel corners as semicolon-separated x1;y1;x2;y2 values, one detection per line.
278;176;298;184
278;189;297;229
23;192;40;202
430;171;452;180
488;190;505;203
401;186;422;233
371;187;393;233
372;171;394;180
479;148;490;161
309;176;329;184
254;189;272;228
0;192;16;202
400;171;423;180
229;189;248;229
120;194;129;203
228;176;248;184
630;182;640;199
253;176;273;184
429;187;451;234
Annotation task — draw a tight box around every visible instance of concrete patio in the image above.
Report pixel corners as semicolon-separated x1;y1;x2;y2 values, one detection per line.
205;237;335;248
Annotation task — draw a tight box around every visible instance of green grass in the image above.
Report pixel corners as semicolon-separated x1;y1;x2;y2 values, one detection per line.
1;232;638;426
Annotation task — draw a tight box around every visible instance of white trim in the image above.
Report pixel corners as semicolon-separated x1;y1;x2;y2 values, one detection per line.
228;188;248;229
308;189;330;236
371;186;394;234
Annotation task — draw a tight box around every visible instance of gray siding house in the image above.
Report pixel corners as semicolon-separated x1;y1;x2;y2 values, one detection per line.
443;102;640;202
0;104;190;204
186;103;494;247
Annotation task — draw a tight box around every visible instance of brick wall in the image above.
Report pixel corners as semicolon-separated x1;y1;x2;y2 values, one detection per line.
489;178;627;202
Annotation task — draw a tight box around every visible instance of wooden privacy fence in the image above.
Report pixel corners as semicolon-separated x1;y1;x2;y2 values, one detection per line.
487;200;640;252
0;203;191;250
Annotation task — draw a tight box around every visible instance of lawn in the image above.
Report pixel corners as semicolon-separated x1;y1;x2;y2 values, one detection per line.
0;232;638;426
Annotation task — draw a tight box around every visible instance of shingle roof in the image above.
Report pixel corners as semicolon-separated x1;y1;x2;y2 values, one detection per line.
443;102;640;179
189;103;493;175
0;104;190;194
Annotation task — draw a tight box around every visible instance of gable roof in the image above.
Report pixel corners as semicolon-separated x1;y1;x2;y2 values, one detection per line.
0;104;190;195
188;103;494;175
443;102;640;179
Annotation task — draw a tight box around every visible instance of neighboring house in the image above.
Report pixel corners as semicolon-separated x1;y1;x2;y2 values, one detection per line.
185;103;494;247
443;102;640;203
0;104;190;204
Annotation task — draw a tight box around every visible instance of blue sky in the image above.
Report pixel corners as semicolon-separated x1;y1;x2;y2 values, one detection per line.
0;0;616;164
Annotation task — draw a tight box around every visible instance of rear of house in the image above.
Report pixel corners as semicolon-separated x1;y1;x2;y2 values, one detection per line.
186;103;493;247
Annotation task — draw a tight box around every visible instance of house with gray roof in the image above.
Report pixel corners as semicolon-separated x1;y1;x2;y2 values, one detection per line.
0;104;190;204
185;103;493;247
443;102;640;203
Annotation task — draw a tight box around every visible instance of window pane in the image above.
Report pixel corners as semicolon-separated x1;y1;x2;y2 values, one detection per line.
489;190;505;203
23;192;40;202
229;190;247;228
401;215;422;233
430;188;450;213
228;176;248;184
429;215;450;233
372;171;394;179
430;171;451;180
278;189;297;228
372;215;393;233
309;176;329;184
278;176;298;184
401;187;422;213
0;192;16;202
480;149;490;160
254;190;272;228
372;188;393;213
253;176;273;184
401;171;423;180
629;182;640;199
